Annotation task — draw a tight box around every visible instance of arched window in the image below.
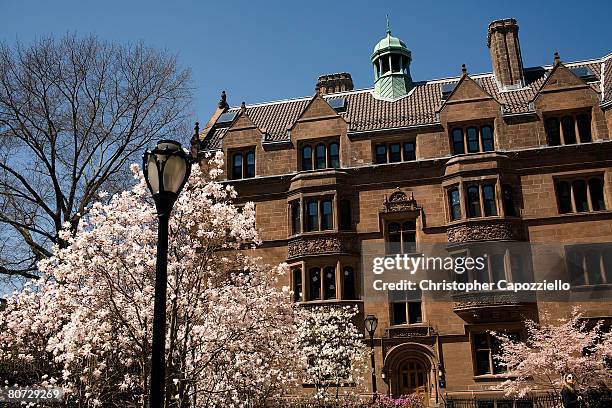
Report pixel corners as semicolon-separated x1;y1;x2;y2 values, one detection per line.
290;201;301;234
452;128;465;155
292;269;302;302
402;221;416;253
339;199;352;230
556;181;572;213
467;127;479;153
482;184;498;216
561;116;577;144
232;153;243;180
481;125;494;152
329;142;340;168
545;117;561;146
572;180;588;212
448;187;461;220
323;266;336;299
302;145;313;171
502;184;516;216
466;185;481;217
343;267;356;300
306;200;318;231
308;268;321;300
577;114;592;143
320;199;333;230
315;143;326;169
588;178;605;211
245;151;255;178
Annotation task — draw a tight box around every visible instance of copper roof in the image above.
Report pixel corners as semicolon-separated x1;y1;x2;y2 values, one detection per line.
202;57;609;150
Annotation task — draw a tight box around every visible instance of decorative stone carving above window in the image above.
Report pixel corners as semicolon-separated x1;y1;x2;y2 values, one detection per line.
384;325;435;339
287;234;357;259
381;190;421;213
447;220;522;243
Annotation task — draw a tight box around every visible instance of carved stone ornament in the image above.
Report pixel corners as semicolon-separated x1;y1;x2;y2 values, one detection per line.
452;291;528;310
287;235;355;259
382;190;421;213
385;325;434;339
447;221;521;243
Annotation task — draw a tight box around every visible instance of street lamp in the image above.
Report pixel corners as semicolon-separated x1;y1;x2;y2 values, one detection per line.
364;314;378;402
143;140;192;408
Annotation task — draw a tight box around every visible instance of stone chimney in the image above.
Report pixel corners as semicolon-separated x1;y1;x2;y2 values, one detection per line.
315;73;354;95
487;18;524;89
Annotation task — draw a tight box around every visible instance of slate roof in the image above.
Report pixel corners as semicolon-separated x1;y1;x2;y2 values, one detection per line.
202;56;610;150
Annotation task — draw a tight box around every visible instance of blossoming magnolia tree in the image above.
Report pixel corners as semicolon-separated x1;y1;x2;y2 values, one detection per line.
0;154;300;407
493;309;612;397
297;305;368;401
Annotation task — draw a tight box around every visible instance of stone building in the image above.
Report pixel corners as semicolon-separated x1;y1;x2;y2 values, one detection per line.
196;18;612;405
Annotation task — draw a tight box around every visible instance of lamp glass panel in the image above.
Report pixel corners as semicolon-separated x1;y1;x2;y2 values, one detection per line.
163;155;187;193
147;155;160;194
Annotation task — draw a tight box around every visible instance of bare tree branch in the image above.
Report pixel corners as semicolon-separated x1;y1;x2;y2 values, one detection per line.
0;34;192;279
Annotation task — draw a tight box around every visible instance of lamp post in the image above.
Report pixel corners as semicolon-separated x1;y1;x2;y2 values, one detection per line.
143;140;192;408
364;314;378;402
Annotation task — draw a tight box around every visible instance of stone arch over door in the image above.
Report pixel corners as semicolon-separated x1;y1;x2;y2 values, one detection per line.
383;342;438;401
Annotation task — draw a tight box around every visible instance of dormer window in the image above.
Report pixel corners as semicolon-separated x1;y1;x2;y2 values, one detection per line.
545;112;592;146
230;149;255;180
300;140;340;171
451;124;494;155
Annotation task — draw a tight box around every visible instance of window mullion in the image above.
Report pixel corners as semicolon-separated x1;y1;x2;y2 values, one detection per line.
570;182;577;213
559;117;566;145
585;178;594;211
479;185;485;217
574;115;581;145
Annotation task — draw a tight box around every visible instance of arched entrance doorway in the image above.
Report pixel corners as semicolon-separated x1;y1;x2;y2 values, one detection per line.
382;343;437;403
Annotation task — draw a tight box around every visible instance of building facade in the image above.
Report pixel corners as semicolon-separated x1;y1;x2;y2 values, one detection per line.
196;18;612;405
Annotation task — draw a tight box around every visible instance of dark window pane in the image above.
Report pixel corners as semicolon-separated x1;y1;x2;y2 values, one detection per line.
502;184;517;216
577;114;592;143
481;125;494;152
475;350;491;375
320;200;333;230
566;248;586;286
315;144;326;169
389;143;401;162
291;202;301;234
391;55;401;72
466;185;481;217
339;199;352;230
588;178;605;211
491;254;506;282
510;254;525;283
402;221;416;254
449;188;461;220
452;128;465;155
323;266;336;299
308;268;321;300
245;151;255;178
556;181;572;213
474;333;489;349
375;144;387;164
232;153;243;179
467;127;479;153
545;117;561;146
293;269;302;302
392;303;407;325
602;249;612;285
403;142;416;161
343;267;356;300
381;57;390;74
475;257;490;283
561;116;577;144
306;201;318;231
302;146;313;171
388;222;401;254
572;180;588;212
585;250;602;285
483;184;498;216
329;142;340;168
408;302;422;324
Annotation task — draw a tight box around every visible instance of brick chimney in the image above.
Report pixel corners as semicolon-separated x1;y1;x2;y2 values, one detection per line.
487;18;524;89
315;73;354;95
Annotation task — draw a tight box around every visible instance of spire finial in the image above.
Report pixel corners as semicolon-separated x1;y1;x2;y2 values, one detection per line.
553;51;560;65
461;64;467;75
386;14;391;34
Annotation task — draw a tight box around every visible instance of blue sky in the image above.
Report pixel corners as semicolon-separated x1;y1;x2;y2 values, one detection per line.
2;0;611;127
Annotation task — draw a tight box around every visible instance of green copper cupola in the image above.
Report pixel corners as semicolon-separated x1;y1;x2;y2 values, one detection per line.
371;21;413;99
